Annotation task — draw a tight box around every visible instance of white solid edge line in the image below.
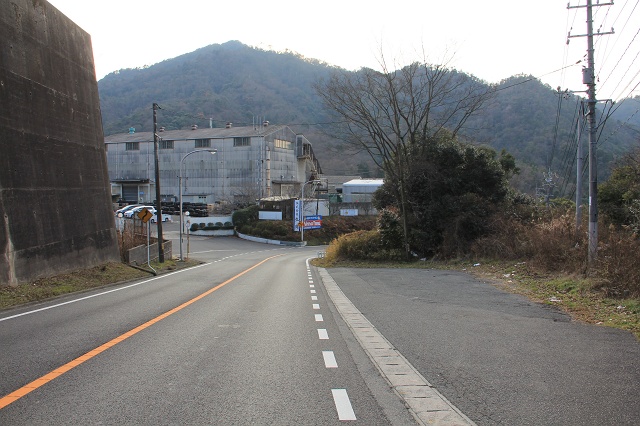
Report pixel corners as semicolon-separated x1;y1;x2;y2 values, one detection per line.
318;268;477;426
331;388;357;421
0;262;212;323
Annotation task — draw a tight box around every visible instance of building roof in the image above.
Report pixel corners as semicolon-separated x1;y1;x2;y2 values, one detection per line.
321;175;362;185
343;179;384;187
104;124;289;143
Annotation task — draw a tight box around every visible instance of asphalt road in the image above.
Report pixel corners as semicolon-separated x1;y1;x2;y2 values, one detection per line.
0;237;414;425
2;227;638;425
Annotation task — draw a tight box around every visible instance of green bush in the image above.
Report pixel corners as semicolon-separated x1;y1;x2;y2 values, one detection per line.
234;214;376;244
377;208;403;250
232;205;259;229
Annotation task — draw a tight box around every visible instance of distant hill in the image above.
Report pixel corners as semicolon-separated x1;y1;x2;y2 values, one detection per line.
99;40;334;133
98;41;639;195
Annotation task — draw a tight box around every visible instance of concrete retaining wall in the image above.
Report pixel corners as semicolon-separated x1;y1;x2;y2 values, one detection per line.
0;0;120;284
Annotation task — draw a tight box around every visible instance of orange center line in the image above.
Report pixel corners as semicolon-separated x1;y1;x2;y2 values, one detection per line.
0;254;282;410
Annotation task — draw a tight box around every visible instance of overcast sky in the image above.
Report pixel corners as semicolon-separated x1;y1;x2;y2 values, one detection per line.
48;0;639;102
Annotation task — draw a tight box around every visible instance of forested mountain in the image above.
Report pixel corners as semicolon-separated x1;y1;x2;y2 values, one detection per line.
98;41;639;195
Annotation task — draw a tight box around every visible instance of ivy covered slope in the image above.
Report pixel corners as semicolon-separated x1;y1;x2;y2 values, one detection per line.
98;41;639;193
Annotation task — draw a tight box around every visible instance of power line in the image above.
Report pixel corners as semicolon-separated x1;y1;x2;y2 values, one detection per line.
600;26;640;98
595;0;640;97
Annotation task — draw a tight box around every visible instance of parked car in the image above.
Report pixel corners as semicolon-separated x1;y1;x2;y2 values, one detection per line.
115;204;141;216
150;212;172;223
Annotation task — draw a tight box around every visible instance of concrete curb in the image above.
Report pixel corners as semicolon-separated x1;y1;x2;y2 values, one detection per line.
317;268;476;426
235;231;306;247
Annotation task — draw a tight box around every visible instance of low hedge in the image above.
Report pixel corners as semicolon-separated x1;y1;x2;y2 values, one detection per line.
190;223;234;232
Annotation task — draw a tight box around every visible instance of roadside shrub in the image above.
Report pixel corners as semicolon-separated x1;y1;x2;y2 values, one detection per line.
473;208;585;271
472;204;640;298
232;205;259;229
190;223;199;232
235;216;376;244
593;225;640;297
324;230;403;262
305;216;376;245
377;207;403;250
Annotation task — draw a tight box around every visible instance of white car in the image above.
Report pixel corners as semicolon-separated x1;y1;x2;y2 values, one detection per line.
114;204;141;216
150;212;172;223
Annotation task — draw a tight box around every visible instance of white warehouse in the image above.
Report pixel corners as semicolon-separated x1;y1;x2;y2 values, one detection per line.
105;123;322;206
342;179;384;202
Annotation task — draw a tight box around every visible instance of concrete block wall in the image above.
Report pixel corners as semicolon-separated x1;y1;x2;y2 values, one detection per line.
0;0;120;284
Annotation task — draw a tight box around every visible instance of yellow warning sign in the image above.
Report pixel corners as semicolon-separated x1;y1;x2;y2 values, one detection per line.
137;208;153;223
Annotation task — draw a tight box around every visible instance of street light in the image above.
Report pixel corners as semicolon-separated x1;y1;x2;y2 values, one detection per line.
179;149;217;261
301;179;321;244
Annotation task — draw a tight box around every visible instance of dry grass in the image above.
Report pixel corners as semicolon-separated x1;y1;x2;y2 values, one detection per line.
0;259;201;310
467;260;640;340
312;211;640;340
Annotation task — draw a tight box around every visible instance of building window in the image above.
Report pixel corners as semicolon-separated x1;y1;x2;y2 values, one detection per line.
234;137;251;147
125;142;140;151
160;140;174;149
274;138;292;149
195;138;211;148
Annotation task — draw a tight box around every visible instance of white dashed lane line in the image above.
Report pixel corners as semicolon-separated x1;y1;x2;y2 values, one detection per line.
332;389;357;421
317;268;475;425
306;258;357;422
322;350;339;368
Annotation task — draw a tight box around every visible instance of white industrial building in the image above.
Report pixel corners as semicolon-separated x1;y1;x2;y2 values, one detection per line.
342;179;384;202
104;123;322;205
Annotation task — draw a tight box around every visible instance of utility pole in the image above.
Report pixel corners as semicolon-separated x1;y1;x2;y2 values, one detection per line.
575;102;583;236
567;0;614;264
153;103;165;263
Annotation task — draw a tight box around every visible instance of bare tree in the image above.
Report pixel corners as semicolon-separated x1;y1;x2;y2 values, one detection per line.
232;181;261;208
316;55;494;258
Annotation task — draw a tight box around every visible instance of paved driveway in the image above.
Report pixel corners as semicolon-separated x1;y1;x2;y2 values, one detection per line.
324;267;640;426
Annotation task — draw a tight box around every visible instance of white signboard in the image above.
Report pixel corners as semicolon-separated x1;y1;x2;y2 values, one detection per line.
293;200;302;231
259;211;283;220
340;209;359;216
